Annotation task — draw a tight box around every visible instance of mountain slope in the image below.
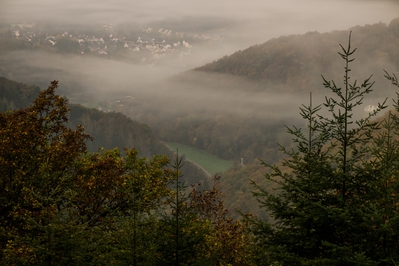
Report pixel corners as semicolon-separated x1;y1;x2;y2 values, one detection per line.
0;76;210;186
191;18;399;94
0;76;40;111
130;18;399;163
0;76;164;157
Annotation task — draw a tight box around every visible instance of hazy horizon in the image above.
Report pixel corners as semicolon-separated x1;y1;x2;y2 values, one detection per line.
0;0;398;125
2;0;399;57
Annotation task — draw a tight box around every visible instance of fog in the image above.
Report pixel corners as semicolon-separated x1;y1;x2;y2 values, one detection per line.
2;0;399;56
0;0;398;140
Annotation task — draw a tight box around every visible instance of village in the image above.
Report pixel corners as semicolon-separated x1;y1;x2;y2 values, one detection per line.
5;22;224;67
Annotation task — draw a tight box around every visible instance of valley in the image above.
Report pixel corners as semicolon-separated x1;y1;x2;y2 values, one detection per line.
165;141;234;176
2;0;399;263
2;18;399;216
1;0;399;227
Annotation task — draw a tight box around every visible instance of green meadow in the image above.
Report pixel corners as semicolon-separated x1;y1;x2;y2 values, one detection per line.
165;142;234;175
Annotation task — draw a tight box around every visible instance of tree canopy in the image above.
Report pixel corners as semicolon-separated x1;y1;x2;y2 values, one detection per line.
0;80;253;265
252;32;399;265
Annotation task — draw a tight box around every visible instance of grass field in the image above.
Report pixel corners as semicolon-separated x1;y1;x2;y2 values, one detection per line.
165;142;234;175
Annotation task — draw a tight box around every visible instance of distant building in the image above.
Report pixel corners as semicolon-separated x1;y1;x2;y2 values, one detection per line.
364;105;378;113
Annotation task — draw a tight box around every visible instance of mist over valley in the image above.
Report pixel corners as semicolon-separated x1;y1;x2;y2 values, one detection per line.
1;0;399;215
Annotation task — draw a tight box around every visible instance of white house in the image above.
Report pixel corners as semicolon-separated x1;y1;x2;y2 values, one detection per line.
364;105;378;113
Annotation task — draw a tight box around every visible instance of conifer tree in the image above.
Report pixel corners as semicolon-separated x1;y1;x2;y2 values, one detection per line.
155;153;209;266
251;32;399;265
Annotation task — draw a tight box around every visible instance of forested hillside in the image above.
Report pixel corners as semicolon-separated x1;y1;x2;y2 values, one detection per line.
151;18;399;217
68;105;165;157
3;33;399;264
194;18;399;94
3;19;399;219
0;82;252;265
0;76;40;111
0;76;209;185
74;19;399;219
0;76;162;157
3;19;399;166
116;19;399;166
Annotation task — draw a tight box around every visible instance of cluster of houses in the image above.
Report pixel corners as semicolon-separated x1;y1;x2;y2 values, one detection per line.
96;95;137;114
8;22;223;67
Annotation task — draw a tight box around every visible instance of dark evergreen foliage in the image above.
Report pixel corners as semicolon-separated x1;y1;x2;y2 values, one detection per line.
252;33;399;265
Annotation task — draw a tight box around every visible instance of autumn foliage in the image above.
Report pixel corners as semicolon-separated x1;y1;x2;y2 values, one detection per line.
0;81;253;265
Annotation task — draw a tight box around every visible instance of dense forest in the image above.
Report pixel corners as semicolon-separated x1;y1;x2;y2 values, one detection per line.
0;80;253;265
3;33;399;264
2;18;399;224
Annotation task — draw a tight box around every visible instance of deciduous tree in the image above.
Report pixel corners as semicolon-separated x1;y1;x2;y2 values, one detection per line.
0;81;175;265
